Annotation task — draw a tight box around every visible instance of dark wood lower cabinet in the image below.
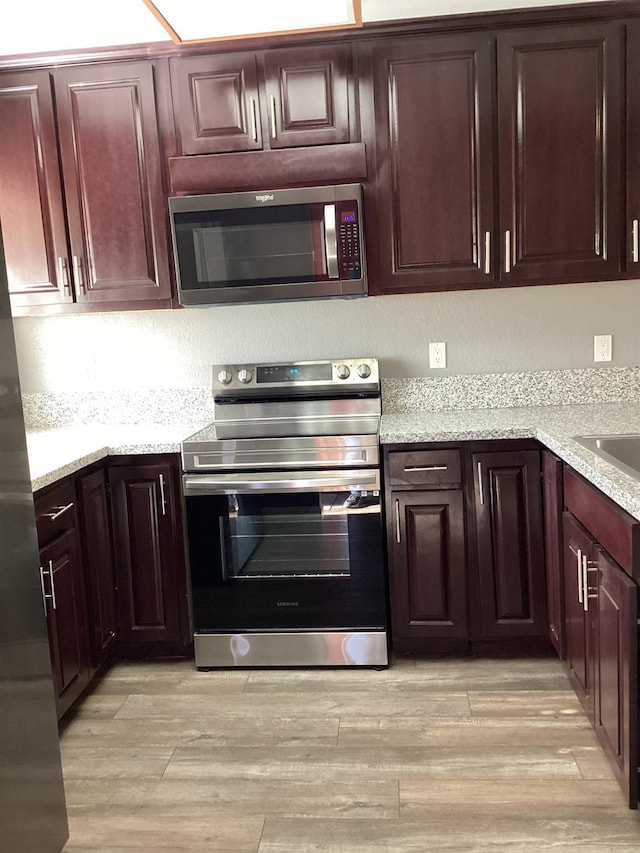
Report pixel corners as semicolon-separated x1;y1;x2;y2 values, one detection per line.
39;529;91;719
385;441;547;653
109;457;191;659
389;490;467;649
542;449;565;657
563;468;640;809
595;547;638;807
472;449;547;639
563;511;596;719
74;466;117;673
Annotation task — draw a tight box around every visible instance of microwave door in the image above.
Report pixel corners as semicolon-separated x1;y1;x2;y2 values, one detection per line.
324;204;339;279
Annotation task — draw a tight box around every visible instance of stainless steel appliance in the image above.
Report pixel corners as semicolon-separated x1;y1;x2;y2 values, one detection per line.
0;230;69;850
169;184;366;307
181;358;387;668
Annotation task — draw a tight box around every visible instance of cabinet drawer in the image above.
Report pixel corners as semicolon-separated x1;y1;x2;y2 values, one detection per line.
387;449;461;487
34;479;77;547
564;467;640;579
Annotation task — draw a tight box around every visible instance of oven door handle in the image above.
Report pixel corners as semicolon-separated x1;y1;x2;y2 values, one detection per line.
183;469;380;495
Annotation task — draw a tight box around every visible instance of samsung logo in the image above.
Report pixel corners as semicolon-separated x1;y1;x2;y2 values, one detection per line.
277;601;299;607
256;193;275;202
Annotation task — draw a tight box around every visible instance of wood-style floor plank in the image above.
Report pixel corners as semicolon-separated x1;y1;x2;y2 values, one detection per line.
60;657;640;852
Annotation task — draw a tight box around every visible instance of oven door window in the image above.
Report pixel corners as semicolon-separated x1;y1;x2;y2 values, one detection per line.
185;487;385;632
174;204;327;291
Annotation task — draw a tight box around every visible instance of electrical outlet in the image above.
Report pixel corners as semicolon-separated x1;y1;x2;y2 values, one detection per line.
594;334;612;362
429;342;447;369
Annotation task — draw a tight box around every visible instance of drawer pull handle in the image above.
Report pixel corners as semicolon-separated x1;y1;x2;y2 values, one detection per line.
404;465;448;472
40;561;57;611
49;559;57;610
577;548;583;605
39;566;48;616
270;95;277;138
45;502;74;521
250;97;258;143
58;256;71;295
484;231;491;275
159;473;167;516
394;499;401;544
73;255;86;295
477;461;484;505
632;219;639;264
504;230;512;274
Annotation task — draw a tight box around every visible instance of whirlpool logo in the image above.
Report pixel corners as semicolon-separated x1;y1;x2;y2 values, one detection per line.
277;601;299;607
256;193;275;202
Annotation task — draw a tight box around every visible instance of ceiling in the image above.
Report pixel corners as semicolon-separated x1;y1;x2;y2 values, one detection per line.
0;0;614;58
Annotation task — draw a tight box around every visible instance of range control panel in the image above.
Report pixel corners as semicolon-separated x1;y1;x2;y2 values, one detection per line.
337;202;362;281
213;358;379;395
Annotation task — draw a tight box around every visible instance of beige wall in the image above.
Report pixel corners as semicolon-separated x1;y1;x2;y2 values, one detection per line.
12;278;640;393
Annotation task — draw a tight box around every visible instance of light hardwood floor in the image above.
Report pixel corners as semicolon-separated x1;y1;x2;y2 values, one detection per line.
60;656;640;852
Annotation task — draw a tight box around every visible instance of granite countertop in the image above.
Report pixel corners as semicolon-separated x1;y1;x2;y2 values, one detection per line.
26;401;640;522
380;401;640;521
26;423;205;492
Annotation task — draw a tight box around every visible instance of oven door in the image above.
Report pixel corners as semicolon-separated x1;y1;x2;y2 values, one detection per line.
183;468;387;641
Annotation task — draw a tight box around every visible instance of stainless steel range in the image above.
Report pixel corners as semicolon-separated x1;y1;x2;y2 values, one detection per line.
181;358;388;668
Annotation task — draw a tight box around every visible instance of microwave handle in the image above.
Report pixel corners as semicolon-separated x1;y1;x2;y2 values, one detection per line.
324;204;339;279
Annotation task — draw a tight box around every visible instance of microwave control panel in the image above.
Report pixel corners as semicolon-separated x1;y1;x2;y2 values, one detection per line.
337;203;362;280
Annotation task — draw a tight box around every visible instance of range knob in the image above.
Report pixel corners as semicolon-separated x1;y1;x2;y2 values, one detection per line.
336;364;350;380
217;369;233;385
237;368;253;384
357;363;372;379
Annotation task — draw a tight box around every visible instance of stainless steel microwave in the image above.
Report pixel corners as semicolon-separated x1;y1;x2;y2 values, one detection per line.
169;184;366;307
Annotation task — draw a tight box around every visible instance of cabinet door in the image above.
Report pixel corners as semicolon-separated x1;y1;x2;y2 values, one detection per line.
263;45;351;148
53;62;171;305
170;53;262;154
627;22;640;273
563;512;595;719
542;450;565;657
594;547;638;807
0;71;72;309
388;490;467;644
473;450;547;638
109;459;189;657
75;467;117;672
497;24;622;284
40;529;91;719
367;33;494;293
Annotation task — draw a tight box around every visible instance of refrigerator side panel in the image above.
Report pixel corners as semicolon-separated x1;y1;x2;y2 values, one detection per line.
0;227;68;850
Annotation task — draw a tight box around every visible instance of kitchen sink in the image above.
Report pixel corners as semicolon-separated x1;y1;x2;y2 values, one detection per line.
574;435;640;480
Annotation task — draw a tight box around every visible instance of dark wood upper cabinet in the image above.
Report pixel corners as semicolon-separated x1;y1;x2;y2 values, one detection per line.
472;449;547;638
626;21;640;273
263;45;351;148
364;22;624;294
0;71;72;308
170;44;352;156
365;33;495;294
53;62;171;307
170;53;262;154
497;24;623;284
